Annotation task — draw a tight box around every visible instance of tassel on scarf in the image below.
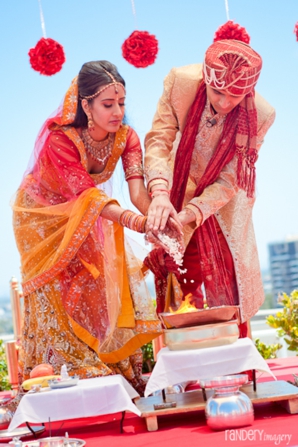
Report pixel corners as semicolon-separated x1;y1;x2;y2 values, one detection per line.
236;145;257;198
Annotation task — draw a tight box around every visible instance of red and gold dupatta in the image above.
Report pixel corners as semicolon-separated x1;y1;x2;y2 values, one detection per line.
12;77;161;366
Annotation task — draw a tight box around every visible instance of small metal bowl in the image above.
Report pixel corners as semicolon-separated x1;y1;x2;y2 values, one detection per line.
202;374;253;430
199;374;249;389
205;389;254;430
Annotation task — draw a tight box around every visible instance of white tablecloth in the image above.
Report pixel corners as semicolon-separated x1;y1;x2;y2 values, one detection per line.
9;375;141;431
144;337;276;397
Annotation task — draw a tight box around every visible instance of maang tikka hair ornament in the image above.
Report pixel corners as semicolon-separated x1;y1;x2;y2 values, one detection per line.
80;67;126;102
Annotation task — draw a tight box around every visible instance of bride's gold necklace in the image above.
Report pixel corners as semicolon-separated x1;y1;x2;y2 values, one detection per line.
82;128;114;166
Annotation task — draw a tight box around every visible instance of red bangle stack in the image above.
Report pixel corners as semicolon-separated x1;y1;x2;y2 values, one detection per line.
119;210;147;233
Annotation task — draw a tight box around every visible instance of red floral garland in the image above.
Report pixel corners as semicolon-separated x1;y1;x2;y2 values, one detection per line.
122;30;158;68
28;37;65;76
294;22;298;41
213;20;250;44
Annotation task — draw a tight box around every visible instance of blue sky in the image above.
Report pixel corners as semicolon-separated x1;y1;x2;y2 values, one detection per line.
1;0;298;296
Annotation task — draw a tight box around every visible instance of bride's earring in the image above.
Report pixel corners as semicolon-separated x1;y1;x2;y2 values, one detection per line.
87;113;95;131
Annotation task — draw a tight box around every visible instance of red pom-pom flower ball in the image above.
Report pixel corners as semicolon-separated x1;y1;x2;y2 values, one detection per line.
213;20;250;44
294;22;298;41
28;37;66;76
122;30;158;68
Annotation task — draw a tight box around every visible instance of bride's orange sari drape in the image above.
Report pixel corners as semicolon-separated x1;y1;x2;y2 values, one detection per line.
12;79;161;392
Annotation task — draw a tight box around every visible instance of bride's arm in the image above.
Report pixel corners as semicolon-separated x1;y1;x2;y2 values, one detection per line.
122;127;151;215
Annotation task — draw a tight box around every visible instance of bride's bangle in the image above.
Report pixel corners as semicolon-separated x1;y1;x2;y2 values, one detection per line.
119;210;147;233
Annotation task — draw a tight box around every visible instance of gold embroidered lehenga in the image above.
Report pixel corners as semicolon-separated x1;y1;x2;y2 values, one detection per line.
12;78;161;395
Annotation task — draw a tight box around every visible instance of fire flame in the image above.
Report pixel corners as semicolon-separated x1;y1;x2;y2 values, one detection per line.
170;294;197;314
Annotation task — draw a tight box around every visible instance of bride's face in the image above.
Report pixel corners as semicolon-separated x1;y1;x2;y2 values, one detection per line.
83;84;126;139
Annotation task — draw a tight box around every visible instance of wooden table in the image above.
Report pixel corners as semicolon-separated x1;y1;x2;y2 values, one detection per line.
135;380;298;431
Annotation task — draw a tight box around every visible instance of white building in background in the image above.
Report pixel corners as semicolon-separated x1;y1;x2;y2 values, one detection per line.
268;236;298;306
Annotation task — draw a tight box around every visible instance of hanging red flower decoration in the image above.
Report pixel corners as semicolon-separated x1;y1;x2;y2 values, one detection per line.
214;20;250;44
28;37;66;76
121;30;158;68
294;22;298;41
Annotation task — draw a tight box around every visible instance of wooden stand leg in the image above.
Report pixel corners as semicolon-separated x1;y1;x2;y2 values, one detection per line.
145;416;158;431
280;398;298;414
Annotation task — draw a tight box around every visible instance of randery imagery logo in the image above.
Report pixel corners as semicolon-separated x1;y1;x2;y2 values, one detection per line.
225;429;292;445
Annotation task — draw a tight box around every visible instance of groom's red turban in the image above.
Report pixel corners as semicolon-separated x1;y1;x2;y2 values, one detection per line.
203;40;262;96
